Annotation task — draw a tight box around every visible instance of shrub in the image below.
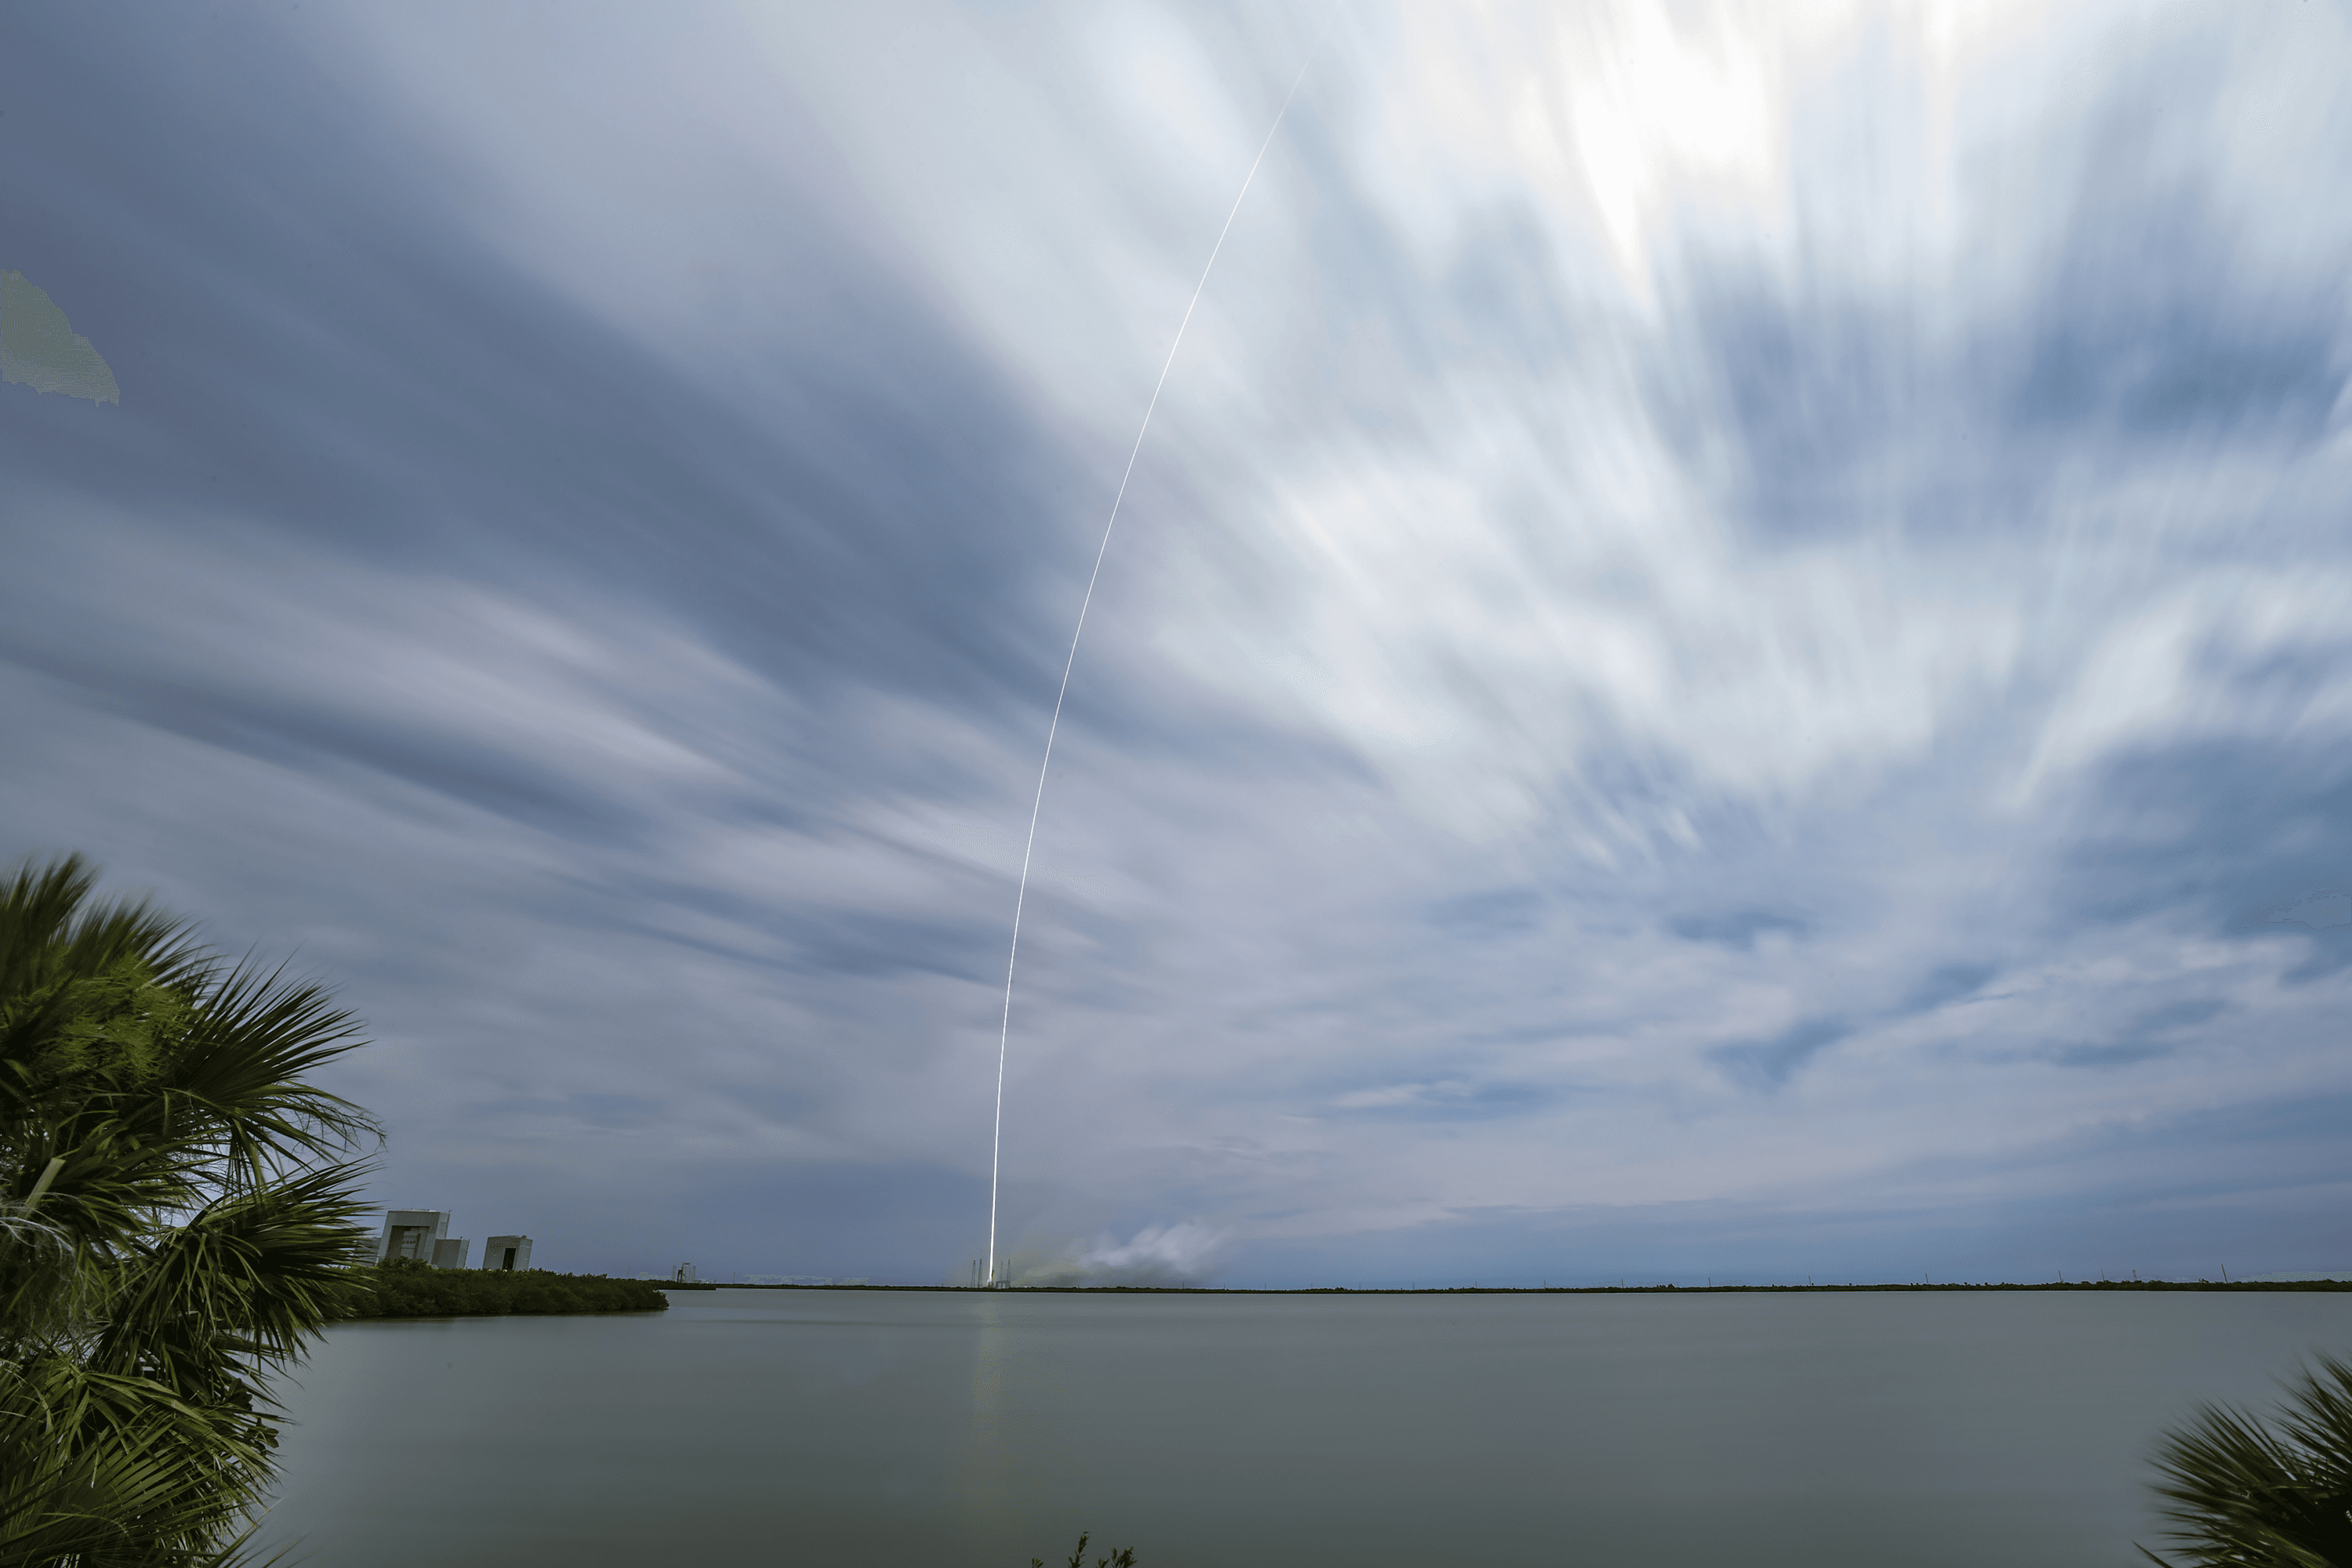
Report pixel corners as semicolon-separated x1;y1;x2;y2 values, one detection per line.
349;1257;667;1319
1033;1532;1136;1568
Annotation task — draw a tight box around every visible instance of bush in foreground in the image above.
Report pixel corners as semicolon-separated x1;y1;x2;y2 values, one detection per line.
2141;1354;2352;1565
1033;1532;1134;1568
350;1257;668;1318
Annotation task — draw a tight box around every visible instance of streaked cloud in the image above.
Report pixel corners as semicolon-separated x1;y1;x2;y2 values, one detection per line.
4;0;2350;1286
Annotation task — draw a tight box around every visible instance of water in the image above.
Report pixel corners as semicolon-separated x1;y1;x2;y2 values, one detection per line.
256;1287;2352;1566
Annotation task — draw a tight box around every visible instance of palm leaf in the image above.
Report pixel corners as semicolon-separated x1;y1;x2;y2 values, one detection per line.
158;961;379;1186
98;1161;376;1379
0;1357;263;1568
2;854;382;1565
2142;1357;2352;1566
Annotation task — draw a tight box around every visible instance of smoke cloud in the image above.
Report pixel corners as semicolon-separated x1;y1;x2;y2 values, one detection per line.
1013;1223;1232;1288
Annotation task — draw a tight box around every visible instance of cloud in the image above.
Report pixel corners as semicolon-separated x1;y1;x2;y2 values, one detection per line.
1900;964;2000;1014
1425;888;1545;939
2045;1042;2169;1070
1708;1017;1854;1092
1669;909;1811;952
2252;891;2352;933
5;0;2352;1286
1018;1221;1230;1287
1328;1079;1551;1120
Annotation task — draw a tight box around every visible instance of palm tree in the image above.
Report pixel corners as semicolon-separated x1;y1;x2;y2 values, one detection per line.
2140;1354;2352;1566
1;853;379;1567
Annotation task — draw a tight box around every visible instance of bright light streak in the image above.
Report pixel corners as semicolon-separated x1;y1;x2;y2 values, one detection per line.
985;8;1343;1288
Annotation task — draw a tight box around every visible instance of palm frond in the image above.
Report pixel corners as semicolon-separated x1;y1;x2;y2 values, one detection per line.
2275;1356;2352;1501
2142;1358;2352;1566
0;1200;89;1355
161;961;379;1184
1;854;382;1566
99;1161;376;1380
0;852;205;1012
0;1358;265;1568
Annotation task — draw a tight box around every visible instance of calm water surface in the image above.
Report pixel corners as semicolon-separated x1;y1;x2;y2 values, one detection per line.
256;1287;2352;1566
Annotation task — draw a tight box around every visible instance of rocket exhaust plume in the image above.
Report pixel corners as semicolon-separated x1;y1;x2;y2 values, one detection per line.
985;9;1342;1287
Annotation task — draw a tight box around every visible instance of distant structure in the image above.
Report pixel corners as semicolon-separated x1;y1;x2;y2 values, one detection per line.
671;1262;698;1283
482;1235;533;1272
376;1210;450;1264
374;1210;517;1271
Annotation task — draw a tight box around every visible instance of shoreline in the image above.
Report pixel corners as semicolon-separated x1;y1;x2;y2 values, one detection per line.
662;1279;2352;1296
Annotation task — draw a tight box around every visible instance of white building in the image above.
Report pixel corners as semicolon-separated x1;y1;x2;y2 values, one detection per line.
482;1235;533;1272
376;1210;500;1270
376;1210;450;1264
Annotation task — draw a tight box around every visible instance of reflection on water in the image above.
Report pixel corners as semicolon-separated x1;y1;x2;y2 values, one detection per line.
257;1288;2352;1567
957;1290;1023;1544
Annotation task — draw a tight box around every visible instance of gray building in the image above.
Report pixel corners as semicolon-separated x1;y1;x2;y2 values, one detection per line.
482;1235;533;1272
376;1210;478;1269
376;1210;450;1264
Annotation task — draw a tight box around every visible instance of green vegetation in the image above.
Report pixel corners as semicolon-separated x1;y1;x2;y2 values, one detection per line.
2;852;378;1566
2140;1354;2352;1566
1033;1532;1134;1568
351;1257;666;1318
803;1279;2352;1296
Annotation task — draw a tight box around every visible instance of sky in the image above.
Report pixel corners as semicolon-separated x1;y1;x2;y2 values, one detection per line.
4;0;2351;1288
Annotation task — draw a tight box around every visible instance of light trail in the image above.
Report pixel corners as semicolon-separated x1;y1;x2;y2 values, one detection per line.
985;12;1341;1287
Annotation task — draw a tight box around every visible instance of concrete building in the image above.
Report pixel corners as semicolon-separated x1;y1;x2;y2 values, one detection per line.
375;1210;489;1270
482;1235;533;1272
376;1210;450;1264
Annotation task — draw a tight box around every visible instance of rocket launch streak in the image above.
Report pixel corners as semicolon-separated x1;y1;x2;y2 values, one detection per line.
985;12;1341;1287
